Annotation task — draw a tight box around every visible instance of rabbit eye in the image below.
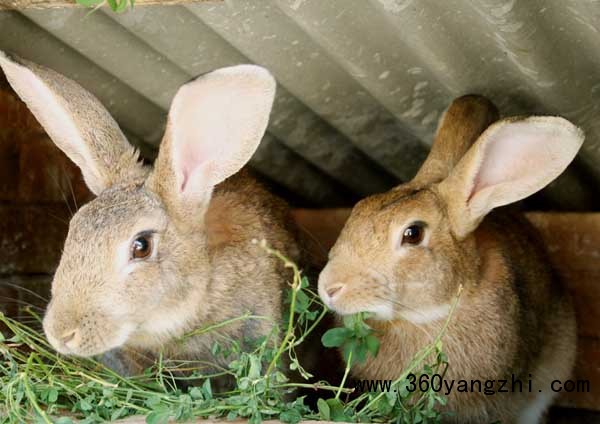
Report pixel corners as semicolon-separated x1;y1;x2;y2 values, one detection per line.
131;234;153;260
402;223;425;245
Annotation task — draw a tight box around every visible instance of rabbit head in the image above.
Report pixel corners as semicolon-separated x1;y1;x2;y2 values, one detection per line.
318;95;583;323
0;52;276;357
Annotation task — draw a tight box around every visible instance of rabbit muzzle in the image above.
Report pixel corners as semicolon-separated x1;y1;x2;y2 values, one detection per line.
43;300;135;357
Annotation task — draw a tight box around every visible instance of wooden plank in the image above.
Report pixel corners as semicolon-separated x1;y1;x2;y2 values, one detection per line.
0;204;69;274
0;0;217;10
527;213;600;339
291;209;600;410
561;336;600;410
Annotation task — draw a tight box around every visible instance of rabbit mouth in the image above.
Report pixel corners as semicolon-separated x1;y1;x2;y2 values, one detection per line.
325;295;394;320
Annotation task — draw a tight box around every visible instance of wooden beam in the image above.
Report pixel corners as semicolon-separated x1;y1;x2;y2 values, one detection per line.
0;0;217;10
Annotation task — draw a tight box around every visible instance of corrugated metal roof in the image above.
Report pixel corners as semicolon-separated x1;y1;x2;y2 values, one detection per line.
0;1;599;208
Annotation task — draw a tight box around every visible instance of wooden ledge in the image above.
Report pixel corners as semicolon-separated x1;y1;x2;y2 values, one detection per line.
0;0;217;10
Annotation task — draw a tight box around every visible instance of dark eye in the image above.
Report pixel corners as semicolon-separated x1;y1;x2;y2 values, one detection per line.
131;234;153;260
402;223;425;245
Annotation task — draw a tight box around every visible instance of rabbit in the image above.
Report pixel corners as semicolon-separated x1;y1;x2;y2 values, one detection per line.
318;94;580;423
0;51;303;382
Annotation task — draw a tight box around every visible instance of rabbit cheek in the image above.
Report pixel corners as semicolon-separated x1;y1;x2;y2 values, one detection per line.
392;248;451;323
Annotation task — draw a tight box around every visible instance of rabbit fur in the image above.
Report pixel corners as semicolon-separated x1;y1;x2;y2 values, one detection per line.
0;51;302;380
318;95;581;423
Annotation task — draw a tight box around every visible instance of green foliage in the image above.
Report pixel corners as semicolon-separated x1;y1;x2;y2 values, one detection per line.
74;0;134;13
318;306;456;423
0;242;460;423
321;312;380;364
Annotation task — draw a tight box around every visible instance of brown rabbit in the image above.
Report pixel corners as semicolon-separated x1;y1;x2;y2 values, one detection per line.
318;95;580;423
0;52;302;381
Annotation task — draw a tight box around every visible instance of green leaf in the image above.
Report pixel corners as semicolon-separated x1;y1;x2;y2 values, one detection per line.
353;340;368;364
317;398;330;421
398;379;410;398
280;408;302;424
47;387;58;403
54;418;74;424
202;378;212;400
295;290;310;312
385;388;397;406
274;371;288;383
342;313;358;329
106;0;117;10
341;338;357;363
146;409;170;424
114;0;130;13
211;341;220;356
238;377;250;390
326;398;349;422
366;334;381;358
413;411;423;423
79;398;93;411
248;355;262;379
321;327;351;347
300;276;310;289
111;409;126;421
189;387;203;400
75;0;103;6
145;395;162;408
248;412;262;424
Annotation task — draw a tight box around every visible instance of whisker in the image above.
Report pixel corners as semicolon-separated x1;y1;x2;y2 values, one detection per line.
13;322;44;331
64;164;79;211
46;211;69;225
295;224;329;262
48;171;74;218
372;294;434;339
0;281;49;303
0;296;46;310
123;347;155;365
375;290;422;315
364;272;430;319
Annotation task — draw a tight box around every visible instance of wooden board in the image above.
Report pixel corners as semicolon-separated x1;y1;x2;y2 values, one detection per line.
292;209;600;410
0;0;216;10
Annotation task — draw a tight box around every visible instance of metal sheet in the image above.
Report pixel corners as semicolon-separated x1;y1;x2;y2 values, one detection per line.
1;0;598;209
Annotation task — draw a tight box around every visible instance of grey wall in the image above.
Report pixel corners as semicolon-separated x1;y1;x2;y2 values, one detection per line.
1;0;599;208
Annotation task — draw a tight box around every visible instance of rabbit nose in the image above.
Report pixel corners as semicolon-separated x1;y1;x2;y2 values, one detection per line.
60;329;80;349
326;284;345;299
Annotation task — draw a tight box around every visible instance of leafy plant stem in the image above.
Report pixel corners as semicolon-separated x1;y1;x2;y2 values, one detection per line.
335;348;352;401
358;284;463;416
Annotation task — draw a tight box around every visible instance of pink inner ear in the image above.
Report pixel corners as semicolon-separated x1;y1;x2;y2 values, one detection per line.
162;65;275;200
172;96;230;194
472;122;555;195
178;141;206;192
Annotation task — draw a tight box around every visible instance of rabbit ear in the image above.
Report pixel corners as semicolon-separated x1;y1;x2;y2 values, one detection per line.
148;65;275;221
0;51;146;195
439;116;584;238
412;95;498;187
